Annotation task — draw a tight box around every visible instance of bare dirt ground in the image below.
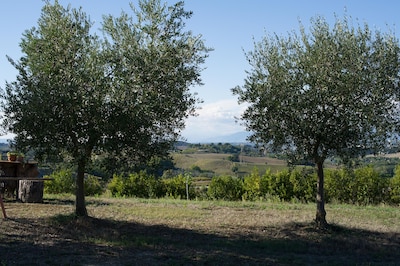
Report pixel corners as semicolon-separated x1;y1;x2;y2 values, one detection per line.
0;197;399;265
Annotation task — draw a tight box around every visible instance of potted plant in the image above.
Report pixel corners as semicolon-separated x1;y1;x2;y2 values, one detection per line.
17;153;25;162
7;152;24;162
7;152;18;162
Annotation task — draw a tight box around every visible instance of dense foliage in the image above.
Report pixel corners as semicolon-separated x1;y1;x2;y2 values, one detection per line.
233;14;400;226
209;167;398;204
207;175;244;201
388;165;400;204
107;172;194;199
47;165;400;205
2;0;210;216
44;168;103;196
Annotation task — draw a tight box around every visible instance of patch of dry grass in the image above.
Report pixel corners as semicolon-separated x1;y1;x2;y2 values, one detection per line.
1;195;399;265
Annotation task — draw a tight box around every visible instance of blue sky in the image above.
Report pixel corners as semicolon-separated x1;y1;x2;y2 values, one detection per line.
1;1;399;142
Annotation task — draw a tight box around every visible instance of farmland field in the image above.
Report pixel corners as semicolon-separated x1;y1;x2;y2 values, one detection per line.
172;152;288;177
0;195;399;265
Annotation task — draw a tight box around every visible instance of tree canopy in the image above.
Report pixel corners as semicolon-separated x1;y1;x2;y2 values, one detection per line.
1;0;210;216
233;15;400;227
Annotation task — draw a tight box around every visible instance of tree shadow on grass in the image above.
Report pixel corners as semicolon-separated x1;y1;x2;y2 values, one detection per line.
0;215;399;265
42;197;111;207
41;198;75;206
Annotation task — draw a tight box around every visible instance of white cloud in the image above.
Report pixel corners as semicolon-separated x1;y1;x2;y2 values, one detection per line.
0;100;249;143
0;133;15;142
182;99;248;142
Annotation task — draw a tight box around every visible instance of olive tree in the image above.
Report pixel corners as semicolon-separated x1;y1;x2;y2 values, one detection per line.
100;0;210;166
233;15;400;227
1;0;210;216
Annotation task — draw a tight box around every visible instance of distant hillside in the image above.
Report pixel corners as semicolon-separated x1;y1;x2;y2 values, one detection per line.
189;131;251;144
172;152;287;177
0;142;10;150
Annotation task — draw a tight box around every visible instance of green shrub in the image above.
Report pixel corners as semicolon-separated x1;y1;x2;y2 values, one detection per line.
106;165;395;204
325;167;390;205
107;171;165;198
242;168;315;202
258;169;295;201
147;176;166;199
259;169;273;197
290;168;316;203
163;174;194;199
268;170;293;201
353;166;389;204
193;185;208;200
325;168;352;203
242;168;261;201
124;172;149;198
107;174;125;197
227;153;240;162
208;175;243;201
84;174;104;196
390;165;400;204
44;168;75;194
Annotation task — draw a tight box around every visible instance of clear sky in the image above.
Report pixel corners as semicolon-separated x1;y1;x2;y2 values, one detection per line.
1;1;399;142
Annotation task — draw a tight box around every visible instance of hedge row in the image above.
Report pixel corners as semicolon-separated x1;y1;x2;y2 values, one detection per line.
208;168;315;202
108;172;195;199
209;166;400;204
44;168;104;196
45;166;400;205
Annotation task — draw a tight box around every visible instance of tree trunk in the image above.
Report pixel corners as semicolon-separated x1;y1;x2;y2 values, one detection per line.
75;159;88;217
315;160;327;228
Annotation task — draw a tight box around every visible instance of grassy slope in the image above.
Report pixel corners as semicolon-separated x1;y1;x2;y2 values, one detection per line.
1;195;399;265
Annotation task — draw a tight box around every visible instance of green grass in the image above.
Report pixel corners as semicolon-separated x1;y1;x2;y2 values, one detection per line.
1;194;399;265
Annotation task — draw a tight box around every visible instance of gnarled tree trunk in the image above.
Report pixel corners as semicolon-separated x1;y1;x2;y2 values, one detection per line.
75;159;88;217
315;160;327;228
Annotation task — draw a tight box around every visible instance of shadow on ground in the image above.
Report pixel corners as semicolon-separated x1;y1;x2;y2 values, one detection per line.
0;214;399;265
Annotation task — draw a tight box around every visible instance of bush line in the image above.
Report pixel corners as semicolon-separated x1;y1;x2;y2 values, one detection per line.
44;166;400;205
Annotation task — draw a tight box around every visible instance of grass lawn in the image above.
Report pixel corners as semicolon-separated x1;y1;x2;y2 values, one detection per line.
0;195;399;265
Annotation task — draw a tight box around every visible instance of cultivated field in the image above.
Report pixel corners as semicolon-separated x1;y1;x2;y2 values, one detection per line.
172;153;288;176
1;195;399;265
